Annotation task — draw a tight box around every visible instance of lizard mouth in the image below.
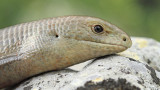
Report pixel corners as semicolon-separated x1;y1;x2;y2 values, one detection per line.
104;43;128;49
64;38;128;51
79;40;127;50
96;42;127;50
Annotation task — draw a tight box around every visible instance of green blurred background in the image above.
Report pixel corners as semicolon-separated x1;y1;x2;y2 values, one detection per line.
0;0;160;41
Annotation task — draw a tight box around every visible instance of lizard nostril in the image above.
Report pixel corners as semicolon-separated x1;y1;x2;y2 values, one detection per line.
123;37;127;42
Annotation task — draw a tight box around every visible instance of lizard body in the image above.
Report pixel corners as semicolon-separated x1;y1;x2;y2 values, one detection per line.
0;16;132;88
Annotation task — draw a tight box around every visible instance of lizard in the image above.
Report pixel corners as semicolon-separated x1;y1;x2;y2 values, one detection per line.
0;16;132;89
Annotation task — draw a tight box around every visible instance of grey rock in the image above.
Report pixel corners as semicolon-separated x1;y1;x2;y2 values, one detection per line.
119;37;160;71
13;69;77;90
11;37;160;90
14;56;160;90
63;56;160;90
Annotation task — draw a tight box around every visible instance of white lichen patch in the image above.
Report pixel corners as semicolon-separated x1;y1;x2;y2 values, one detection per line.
135;38;148;48
118;50;140;61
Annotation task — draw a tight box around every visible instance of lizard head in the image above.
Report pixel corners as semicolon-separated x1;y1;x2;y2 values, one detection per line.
84;16;132;49
58;16;132;58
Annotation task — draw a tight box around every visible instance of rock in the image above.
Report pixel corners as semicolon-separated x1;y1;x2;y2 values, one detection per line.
119;37;160;71
13;56;160;90
10;37;160;90
13;69;77;90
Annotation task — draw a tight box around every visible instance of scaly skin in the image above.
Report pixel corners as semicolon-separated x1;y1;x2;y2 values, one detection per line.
0;16;132;88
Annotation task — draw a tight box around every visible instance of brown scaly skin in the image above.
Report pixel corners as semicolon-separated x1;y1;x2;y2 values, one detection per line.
0;16;132;89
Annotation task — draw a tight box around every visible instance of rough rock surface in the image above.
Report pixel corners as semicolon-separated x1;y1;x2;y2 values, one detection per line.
119;37;160;71
7;37;160;90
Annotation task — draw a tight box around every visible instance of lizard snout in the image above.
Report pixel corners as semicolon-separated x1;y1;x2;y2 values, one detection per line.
121;34;132;48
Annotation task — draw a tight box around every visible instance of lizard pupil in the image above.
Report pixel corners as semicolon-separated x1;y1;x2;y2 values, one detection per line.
94;25;103;33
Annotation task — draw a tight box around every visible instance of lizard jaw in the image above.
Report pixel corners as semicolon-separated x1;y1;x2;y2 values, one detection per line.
76;39;127;49
78;40;128;52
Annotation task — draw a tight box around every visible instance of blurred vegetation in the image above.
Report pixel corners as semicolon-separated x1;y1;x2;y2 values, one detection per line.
0;0;160;41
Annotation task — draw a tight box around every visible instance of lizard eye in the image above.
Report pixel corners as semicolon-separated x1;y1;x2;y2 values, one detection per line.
92;25;104;34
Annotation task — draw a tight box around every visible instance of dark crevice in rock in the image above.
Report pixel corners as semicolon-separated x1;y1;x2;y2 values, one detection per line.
147;59;151;64
107;67;112;70
137;77;144;85
128;58;140;63
77;78;140;90
24;85;33;90
120;69;130;74
145;65;160;85
22;80;32;86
